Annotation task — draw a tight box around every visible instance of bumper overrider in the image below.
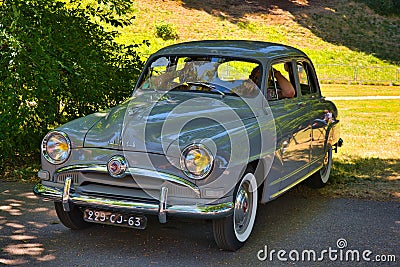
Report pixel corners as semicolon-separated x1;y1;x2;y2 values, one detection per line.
34;177;234;224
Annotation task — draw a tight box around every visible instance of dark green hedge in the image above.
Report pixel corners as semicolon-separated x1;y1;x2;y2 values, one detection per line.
0;0;145;166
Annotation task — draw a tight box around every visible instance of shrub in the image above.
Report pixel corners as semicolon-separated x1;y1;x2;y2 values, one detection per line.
155;21;179;40
0;0;145;168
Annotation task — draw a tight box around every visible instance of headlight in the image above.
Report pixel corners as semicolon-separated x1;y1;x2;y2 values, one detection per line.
180;144;214;179
42;131;71;164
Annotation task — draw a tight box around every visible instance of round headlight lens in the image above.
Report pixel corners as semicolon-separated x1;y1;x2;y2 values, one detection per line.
180;144;214;179
42;131;71;164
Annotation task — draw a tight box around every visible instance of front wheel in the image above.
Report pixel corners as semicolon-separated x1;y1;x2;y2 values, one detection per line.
54;202;91;230
307;147;333;188
213;168;258;251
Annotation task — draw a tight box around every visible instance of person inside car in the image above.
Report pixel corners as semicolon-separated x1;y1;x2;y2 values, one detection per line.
271;66;295;98
249;65;295;99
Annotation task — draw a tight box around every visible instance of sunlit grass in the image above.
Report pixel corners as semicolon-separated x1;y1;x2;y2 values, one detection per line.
334;99;400;159
320;98;400;201
321;84;400;97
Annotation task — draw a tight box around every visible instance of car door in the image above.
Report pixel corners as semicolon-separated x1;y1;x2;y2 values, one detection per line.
267;60;312;193
296;60;327;171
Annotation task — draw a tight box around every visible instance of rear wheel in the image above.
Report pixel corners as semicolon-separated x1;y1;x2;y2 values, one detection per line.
307;147;333;188
54;202;91;230
213;168;258;251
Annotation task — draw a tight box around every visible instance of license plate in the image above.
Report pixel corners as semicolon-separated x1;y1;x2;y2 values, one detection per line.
83;208;147;229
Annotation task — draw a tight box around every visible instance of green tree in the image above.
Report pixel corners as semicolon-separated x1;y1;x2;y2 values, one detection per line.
0;0;145;168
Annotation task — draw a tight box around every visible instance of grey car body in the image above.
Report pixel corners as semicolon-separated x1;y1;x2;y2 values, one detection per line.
34;40;341;251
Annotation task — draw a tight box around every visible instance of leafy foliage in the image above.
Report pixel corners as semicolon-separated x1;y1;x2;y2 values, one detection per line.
0;0;145;167
155;21;179;40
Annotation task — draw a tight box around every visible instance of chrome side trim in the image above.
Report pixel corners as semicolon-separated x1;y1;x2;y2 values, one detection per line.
34;183;233;220
55;164;200;197
270;157;323;186
56;164;108;174
270;166;321;199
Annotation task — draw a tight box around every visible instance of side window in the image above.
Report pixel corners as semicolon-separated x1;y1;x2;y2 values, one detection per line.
267;61;296;100
218;61;259;82
297;61;318;96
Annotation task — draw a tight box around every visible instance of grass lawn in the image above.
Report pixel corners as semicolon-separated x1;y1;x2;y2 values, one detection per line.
321;84;400;97
334;99;400;159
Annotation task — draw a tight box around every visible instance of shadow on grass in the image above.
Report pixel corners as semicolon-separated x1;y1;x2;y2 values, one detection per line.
331;157;399;182
319;157;400;201
179;0;400;64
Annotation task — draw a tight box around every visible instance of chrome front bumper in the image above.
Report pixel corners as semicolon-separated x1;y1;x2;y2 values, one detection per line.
33;178;233;223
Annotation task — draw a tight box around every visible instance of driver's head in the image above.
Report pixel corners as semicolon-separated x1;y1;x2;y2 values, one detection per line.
249;66;261;87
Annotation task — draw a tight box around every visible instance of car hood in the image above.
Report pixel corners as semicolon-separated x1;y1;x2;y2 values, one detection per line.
79;91;266;154
56;112;108;148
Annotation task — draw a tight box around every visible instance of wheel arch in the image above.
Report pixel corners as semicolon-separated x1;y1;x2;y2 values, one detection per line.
324;122;339;152
244;159;268;202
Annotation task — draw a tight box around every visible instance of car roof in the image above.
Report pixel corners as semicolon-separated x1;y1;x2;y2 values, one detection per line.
150;40;308;63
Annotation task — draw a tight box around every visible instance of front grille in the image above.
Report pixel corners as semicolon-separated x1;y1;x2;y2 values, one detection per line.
56;172;79;184
54;169;197;199
81;191;159;205
163;181;197;198
77;183;159;204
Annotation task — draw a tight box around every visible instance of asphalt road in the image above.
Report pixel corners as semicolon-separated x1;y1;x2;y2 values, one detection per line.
1;181;399;266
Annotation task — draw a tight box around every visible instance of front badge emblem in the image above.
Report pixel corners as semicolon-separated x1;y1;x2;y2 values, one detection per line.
107;155;127;178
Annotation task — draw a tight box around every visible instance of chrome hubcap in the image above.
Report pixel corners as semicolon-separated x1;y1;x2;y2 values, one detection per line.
234;182;251;233
321;148;332;182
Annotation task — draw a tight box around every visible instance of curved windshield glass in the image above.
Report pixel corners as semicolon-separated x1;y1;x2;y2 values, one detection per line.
138;56;261;98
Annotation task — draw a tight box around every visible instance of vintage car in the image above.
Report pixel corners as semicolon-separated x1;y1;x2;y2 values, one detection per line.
34;40;342;251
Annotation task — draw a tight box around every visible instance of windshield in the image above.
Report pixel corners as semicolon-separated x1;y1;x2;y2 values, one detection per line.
138;56;261;98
